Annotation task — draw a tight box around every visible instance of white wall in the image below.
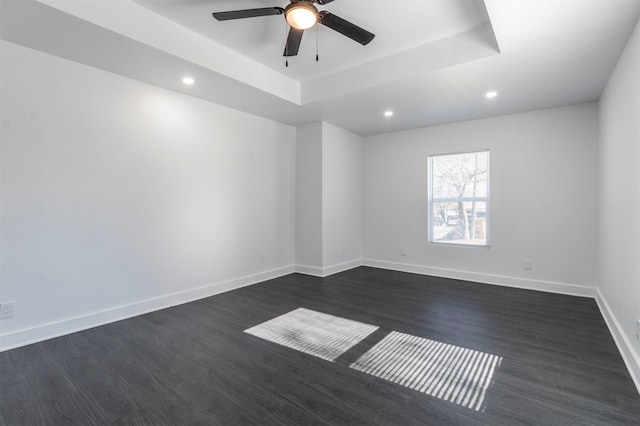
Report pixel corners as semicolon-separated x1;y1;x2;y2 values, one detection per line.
295;123;323;269
0;41;296;350
363;103;598;295
322;123;363;270
294;122;363;275
598;16;640;389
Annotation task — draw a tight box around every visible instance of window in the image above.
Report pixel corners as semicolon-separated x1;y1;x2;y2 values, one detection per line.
428;151;489;246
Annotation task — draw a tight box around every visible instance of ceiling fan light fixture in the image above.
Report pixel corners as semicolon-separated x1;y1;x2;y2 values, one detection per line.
285;2;318;30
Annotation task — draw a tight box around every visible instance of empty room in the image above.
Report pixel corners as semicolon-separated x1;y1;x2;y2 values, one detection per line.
1;0;639;424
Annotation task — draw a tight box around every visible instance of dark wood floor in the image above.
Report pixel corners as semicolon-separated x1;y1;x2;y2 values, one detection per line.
1;267;639;425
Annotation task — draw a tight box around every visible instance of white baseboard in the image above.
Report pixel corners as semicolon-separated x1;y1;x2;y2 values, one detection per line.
0;265;295;352
294;264;325;277
322;259;363;276
362;259;596;298
595;290;640;394
295;259;362;277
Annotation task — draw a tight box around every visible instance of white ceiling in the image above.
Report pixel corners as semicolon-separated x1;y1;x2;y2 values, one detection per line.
1;0;640;136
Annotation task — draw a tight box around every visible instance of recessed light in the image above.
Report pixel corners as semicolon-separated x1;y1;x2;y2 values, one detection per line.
485;91;497;99
384;110;394;117
182;76;195;85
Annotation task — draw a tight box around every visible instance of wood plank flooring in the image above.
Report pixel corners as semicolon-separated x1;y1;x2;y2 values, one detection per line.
1;267;639;425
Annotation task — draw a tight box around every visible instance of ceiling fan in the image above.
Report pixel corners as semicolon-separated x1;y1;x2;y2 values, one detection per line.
212;0;375;57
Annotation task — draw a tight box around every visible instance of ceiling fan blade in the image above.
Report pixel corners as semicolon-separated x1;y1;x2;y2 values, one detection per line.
315;0;336;4
318;11;375;45
283;28;304;57
212;7;283;21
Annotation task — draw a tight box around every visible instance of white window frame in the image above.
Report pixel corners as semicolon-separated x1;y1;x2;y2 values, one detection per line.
428;150;490;248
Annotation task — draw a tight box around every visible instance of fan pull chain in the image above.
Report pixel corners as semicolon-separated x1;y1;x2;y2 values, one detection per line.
316;25;319;62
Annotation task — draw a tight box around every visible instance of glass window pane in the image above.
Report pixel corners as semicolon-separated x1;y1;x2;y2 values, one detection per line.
432;152;489;199
432;201;487;245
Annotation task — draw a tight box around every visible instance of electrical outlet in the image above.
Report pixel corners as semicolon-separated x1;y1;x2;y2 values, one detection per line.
0;302;15;319
636;319;640;340
259;254;265;264
400;247;407;257
523;259;532;271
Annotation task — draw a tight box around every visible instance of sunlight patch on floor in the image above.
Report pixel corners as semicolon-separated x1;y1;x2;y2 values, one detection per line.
244;308;379;361
350;331;502;411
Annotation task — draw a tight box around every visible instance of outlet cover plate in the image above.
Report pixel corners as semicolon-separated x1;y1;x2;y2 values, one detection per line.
0;302;15;319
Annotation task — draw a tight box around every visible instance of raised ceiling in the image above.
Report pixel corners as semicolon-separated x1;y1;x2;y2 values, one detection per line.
133;0;493;82
1;0;640;135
